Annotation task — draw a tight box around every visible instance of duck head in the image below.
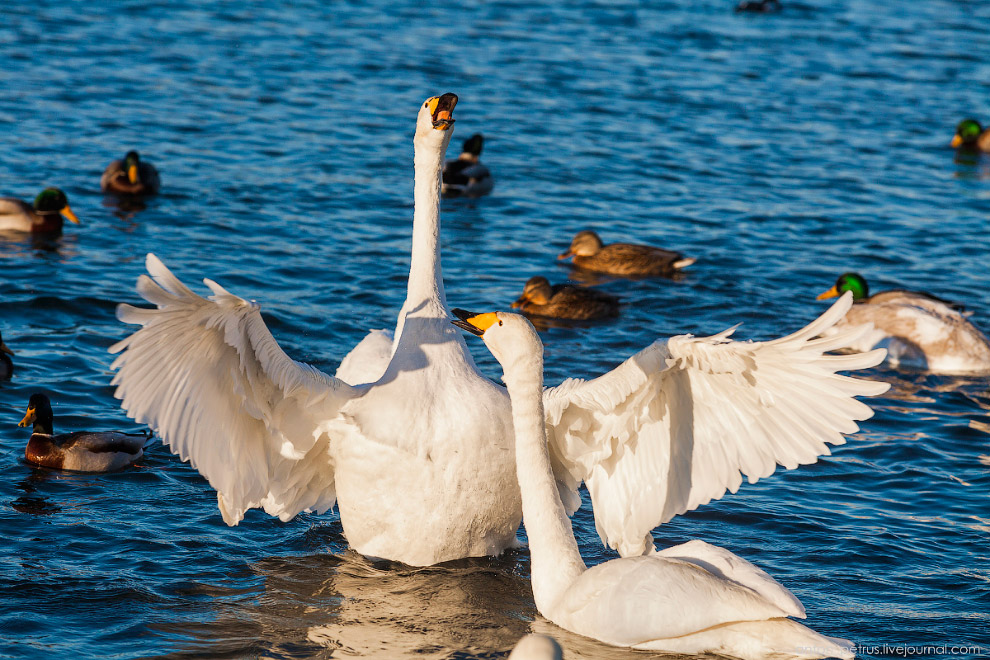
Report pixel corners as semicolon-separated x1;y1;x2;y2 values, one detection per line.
952;119;982;149
18;393;54;435
461;134;484;161
123;150;142;184
559;230;603;260
0;331;12;358
817;272;869;301
33;188;79;224
415;93;458;151
512;276;553;308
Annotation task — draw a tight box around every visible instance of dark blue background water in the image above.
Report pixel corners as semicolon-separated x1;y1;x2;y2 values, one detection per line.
1;1;988;658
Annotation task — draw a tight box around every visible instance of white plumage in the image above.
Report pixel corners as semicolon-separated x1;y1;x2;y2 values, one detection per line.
459;311;855;659
110;93;887;567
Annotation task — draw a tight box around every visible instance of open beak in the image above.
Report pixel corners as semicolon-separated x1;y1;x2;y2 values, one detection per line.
558;249;574;260
0;342;13;356
816;285;840;300
61;205;80;224
951;134;963;148
128;163;139;184
429;93;458;131
451;308;497;336
18;407;36;428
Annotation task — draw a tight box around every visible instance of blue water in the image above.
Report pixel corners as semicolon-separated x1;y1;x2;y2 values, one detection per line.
1;1;989;658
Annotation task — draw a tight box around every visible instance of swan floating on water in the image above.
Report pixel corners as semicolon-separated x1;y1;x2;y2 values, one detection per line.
453;309;855;660
111;93;888;566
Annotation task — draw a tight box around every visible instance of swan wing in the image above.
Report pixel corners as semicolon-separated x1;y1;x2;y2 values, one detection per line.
335;328;394;385
110;254;361;525
543;292;889;556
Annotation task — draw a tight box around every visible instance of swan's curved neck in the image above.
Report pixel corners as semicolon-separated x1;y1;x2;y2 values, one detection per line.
405;138;446;314
502;347;587;613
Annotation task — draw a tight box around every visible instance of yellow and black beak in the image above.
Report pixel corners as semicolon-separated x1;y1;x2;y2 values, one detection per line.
816;285;840;300
18;406;36;428
0;342;13;356
427;93;458;131
451;308;498;336
128;163;139;184
61;204;80;224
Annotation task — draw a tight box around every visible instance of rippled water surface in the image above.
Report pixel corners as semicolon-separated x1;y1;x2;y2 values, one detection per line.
2;1;989;658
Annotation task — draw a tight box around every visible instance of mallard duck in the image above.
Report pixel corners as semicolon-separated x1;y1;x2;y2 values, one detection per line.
0;331;13;380
736;0;781;12
0;188;79;234
511;276;620;321
558;230;695;278
951;119;990;153
110;93;886;567
453;310;854;660
17;393;148;472
817;273;990;374
441;133;492;198
101;150;161;195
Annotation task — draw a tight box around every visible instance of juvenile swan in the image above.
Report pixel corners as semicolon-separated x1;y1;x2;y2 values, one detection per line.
453;310;854;660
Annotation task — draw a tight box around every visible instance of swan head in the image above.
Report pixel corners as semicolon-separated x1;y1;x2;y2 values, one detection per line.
512;276;553;308
451;309;542;371
558;230;603;259
817;272;869;301
952;118;982;148
416;93;458;149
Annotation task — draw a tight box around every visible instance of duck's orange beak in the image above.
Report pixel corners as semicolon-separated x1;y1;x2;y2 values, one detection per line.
951;134;963;148
18;406;36;428
558;249;574;260
816;285;840;300
128;163;139;184
0;342;12;356
61;205;80;224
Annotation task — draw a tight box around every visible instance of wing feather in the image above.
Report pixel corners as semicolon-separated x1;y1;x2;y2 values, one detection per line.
543;292;889;556
110;254;359;524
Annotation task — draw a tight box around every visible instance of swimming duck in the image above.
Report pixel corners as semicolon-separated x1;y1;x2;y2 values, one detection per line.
17;393;148;472
101;150;161;195
0;188;79;234
441;133;493;198
0;331;13;380
110;93;886;567
951;119;990;153
453;310;854;660
817;273;990;374
511;276;620;321
558;230;695;278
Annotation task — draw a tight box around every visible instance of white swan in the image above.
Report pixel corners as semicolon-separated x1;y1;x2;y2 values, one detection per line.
110;92;888;567
453;310;855;660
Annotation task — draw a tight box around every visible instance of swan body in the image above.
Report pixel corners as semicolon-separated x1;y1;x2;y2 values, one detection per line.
454;310;854;660
0;332;13;380
101;151;161;195
111;94;887;567
0;188;79;234
512;276;619;321
818;273;990;374
18;394;147;472
441;133;492;198
558;230;695;278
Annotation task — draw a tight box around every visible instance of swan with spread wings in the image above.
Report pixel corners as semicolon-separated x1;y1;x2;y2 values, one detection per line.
110;93;888;566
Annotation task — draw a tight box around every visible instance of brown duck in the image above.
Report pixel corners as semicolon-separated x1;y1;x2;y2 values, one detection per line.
511;276;619;321
558;230;695;277
18;393;148;472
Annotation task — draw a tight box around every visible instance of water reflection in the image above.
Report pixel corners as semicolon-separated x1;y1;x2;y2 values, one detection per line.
11;472;61;516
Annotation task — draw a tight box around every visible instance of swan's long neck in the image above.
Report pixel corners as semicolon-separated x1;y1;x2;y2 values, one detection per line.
405;138;446;315
502;345;587;613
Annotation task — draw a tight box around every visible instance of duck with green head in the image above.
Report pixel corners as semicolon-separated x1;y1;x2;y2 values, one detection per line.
951;119;990;153
101;150;161;195
817;272;990;374
0;188;79;234
17;393;149;472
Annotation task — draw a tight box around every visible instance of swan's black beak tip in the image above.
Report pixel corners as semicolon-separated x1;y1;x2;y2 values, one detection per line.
451;308;485;336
